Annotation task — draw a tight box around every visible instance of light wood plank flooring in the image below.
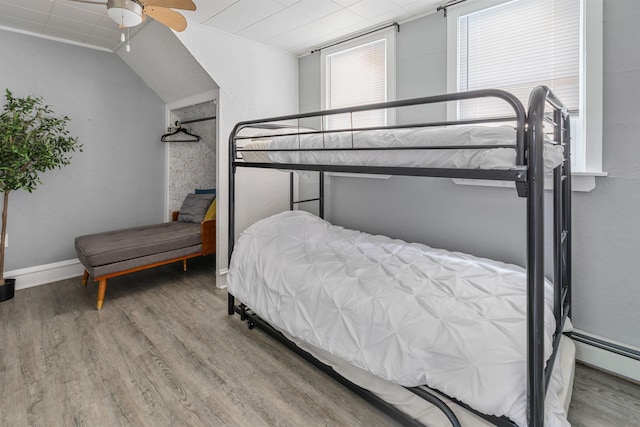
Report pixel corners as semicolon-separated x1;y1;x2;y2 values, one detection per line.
0;256;638;426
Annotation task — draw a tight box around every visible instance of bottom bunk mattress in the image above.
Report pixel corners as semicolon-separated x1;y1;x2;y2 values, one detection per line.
227;210;572;426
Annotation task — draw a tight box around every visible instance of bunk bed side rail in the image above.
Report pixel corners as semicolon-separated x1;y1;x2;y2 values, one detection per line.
230;88;526;132
229;88;528;167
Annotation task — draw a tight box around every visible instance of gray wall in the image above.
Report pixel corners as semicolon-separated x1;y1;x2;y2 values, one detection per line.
571;1;640;346
0;30;166;271
298;1;640;348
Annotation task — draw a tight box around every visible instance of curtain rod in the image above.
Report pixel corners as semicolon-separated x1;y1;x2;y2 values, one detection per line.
437;0;470;17
310;22;399;54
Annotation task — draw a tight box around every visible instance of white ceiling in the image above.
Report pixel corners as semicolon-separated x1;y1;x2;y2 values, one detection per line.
0;0;442;55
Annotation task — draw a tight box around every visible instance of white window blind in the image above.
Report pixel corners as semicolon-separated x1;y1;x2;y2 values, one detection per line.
325;39;387;130
457;0;580;120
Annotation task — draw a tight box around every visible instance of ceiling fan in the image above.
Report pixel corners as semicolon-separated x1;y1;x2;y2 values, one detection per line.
68;0;196;32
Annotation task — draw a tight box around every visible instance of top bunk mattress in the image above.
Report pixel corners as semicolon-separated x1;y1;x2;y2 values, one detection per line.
238;125;564;172
227;210;571;426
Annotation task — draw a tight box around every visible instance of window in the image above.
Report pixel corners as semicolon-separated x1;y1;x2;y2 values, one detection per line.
321;28;396;130
447;0;603;179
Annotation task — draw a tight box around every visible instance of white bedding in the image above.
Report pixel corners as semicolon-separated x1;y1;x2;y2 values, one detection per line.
227;211;572;426
239;126;564;172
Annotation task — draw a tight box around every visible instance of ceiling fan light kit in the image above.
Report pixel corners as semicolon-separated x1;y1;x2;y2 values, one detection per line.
106;0;144;28
69;0;195;33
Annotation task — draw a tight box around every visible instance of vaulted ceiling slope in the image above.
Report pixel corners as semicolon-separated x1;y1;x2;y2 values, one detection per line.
0;0;442;55
114;20;217;105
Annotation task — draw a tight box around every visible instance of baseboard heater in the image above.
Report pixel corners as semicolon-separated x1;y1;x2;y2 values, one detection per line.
570;330;640;383
571;331;640;362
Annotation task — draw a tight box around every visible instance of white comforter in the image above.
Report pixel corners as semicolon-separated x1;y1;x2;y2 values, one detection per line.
227;211;569;426
240;126;564;172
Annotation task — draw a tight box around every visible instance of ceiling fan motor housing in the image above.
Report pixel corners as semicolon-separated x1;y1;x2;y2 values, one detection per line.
107;0;144;27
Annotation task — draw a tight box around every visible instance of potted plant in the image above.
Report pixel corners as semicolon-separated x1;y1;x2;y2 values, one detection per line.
0;89;82;301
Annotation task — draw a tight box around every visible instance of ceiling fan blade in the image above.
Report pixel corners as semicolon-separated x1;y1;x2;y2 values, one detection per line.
144;6;187;32
142;0;196;11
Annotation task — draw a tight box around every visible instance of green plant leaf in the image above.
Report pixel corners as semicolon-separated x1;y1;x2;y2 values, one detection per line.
0;89;83;283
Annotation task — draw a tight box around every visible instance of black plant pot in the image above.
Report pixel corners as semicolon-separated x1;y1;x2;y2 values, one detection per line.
0;278;16;302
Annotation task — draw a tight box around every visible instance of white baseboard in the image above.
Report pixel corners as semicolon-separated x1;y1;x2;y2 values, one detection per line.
5;260;224;290
5;259;84;290
572;329;640;383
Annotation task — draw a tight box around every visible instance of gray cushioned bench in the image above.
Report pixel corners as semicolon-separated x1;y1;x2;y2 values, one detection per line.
75;194;216;309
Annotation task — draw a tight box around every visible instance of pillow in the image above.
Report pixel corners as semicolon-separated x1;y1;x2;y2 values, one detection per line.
204;198;216;221
178;193;215;223
195;188;216;195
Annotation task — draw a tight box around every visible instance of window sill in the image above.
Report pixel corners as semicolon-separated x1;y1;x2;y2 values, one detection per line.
326;171;608;192
452;171;608;192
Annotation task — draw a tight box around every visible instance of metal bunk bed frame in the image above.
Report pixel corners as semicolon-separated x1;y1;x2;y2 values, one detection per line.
227;86;572;427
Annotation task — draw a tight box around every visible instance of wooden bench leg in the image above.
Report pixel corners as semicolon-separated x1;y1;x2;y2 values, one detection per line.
183;259;187;272
81;270;89;287
96;279;107;310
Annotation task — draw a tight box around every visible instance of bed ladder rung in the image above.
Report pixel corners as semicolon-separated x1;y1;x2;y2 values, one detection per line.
293;197;321;205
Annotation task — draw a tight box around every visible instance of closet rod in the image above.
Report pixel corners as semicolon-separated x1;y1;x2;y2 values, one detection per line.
180;115;216;125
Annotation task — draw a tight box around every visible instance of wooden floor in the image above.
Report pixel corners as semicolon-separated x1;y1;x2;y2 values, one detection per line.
0;256;638;427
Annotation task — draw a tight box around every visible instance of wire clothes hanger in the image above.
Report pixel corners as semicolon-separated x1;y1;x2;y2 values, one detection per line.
161;121;201;142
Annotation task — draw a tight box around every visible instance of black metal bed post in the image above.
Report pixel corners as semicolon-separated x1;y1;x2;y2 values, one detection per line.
545;98;572;390
563;114;572;319
319;171;325;219
526;86;548;426
553;108;564;328
549;93;572;328
228;126;239;315
289;172;295;211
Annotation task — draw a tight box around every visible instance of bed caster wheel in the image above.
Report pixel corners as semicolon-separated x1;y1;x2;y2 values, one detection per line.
248;321;255;329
